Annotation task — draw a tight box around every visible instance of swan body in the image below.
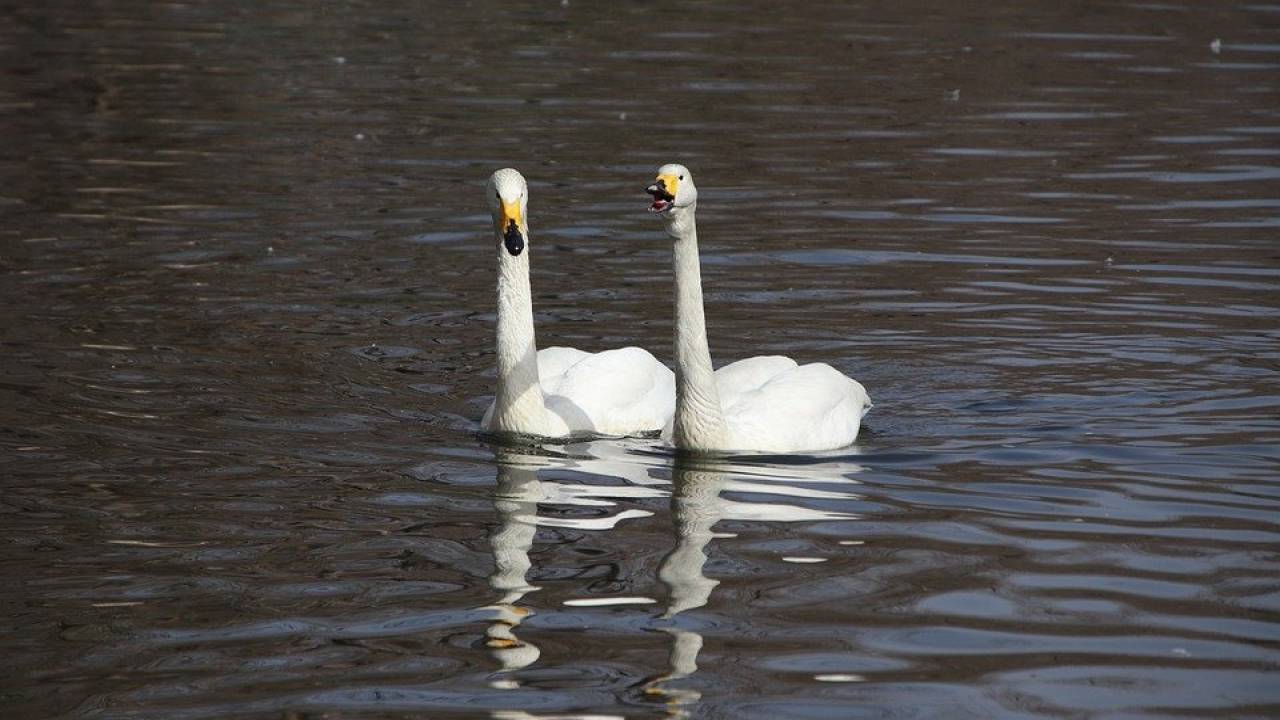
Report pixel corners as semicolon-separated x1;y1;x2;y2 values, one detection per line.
662;355;869;453
480;169;675;438
646;163;871;453
481;345;676;437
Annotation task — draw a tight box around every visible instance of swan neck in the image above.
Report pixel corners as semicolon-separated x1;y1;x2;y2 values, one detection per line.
493;244;546;433
668;207;728;450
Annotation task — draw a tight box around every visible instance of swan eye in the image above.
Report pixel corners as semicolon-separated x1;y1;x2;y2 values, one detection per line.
679;175;685;180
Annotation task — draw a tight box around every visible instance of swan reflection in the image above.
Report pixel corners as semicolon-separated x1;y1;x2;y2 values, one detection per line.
481;457;542;685
480;440;864;711
641;458;725;713
481;443;668;686
646;454;864;716
658;454;866;617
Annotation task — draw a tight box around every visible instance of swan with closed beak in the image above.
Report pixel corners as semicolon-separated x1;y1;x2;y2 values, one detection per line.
481;168;676;438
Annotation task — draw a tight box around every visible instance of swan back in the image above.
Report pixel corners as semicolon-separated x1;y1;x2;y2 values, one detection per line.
541;346;676;436
659;358;870;453
720;362;870;452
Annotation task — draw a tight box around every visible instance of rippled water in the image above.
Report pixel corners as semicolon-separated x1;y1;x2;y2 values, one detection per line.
3;1;1279;718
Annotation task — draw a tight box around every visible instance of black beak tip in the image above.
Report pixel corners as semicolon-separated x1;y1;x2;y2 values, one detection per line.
503;227;525;256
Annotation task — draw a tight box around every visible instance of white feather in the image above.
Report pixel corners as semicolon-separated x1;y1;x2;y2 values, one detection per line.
650;163;872;453
480;169;675;438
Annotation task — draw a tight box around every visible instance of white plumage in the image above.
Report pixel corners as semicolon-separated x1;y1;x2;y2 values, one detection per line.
661;356;870;453
481;169;675;438
646;163;872;453
482;345;675;437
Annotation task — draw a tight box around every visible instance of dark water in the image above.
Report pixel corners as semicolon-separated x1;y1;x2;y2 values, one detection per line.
3;1;1279;718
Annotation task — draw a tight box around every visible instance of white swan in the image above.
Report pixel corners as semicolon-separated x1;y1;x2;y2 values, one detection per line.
645;164;872;453
481;168;675;438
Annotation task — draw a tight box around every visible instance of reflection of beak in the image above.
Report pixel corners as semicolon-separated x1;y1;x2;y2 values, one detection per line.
500;200;525;256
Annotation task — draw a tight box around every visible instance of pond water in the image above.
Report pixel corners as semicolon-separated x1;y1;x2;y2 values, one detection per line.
2;1;1279;718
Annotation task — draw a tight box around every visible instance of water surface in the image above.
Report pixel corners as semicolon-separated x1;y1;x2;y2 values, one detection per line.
2;1;1279;718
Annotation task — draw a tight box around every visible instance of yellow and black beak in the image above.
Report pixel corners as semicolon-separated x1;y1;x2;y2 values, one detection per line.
499;200;525;256
645;173;678;213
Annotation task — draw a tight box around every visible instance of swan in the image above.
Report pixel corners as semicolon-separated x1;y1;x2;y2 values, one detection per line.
480;168;675;438
645;163;872;453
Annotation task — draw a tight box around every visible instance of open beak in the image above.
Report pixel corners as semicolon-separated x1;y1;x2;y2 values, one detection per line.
500;200;525;256
645;174;678;213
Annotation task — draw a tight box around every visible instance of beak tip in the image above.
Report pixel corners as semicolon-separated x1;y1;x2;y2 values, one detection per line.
503;225;525;256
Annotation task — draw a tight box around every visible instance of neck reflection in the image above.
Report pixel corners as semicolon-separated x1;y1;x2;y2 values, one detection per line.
480;443;865;711
645;458;728;713
483;456;544;685
646;453;866;715
482;441;669;689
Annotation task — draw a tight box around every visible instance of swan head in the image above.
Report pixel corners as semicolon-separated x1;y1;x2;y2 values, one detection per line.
646;163;697;217
487;168;529;257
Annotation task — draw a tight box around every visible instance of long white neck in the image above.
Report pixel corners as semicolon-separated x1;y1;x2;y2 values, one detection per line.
666;206;729;450
492;244;547;433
